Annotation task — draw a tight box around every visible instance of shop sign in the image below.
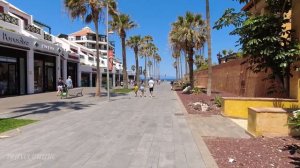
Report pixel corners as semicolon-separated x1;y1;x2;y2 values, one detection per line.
34;40;58;54
0;29;32;47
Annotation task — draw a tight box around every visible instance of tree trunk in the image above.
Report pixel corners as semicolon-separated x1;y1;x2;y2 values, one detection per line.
206;0;212;96
188;49;194;88
283;65;290;97
121;32;128;89
94;21;101;96
144;56;147;83
134;48;140;84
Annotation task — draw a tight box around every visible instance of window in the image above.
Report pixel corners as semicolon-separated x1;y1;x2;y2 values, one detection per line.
70;48;78;53
88;57;94;61
76;36;81;40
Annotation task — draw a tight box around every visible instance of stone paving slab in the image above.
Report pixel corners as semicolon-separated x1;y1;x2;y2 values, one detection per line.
0;83;212;168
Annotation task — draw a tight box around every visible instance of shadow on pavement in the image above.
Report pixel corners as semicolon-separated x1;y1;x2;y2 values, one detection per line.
8;101;94;119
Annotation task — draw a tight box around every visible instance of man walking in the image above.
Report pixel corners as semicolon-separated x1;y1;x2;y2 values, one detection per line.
148;77;155;97
66;76;73;89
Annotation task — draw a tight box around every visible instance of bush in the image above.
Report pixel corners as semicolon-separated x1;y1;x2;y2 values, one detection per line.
288;109;300;129
214;95;222;107
181;82;191;90
191;87;204;94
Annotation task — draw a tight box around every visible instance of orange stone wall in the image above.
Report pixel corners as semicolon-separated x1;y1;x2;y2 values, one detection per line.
194;58;286;98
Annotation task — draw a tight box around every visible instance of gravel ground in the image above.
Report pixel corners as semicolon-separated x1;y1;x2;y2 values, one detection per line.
204;137;300;168
176;90;235;116
176;90;300;168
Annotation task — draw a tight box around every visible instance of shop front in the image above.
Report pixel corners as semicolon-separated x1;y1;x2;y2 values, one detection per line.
0;46;27;96
33;53;56;93
0;29;32;97
67;53;79;88
33;40;61;93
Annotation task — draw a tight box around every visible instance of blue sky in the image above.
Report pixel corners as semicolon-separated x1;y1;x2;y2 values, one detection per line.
7;0;244;78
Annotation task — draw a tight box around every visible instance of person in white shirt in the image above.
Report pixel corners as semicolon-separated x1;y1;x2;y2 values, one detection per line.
148;77;155;97
66;76;73;89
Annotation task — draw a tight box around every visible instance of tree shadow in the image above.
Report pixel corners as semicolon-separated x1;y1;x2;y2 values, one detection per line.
8;101;95;119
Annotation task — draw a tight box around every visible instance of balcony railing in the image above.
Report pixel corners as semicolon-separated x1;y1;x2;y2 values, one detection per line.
0;13;19;26
25;24;41;35
44;33;52;41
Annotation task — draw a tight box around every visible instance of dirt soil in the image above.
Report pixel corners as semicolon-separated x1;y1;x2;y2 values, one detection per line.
176;90;300;168
176;90;235;116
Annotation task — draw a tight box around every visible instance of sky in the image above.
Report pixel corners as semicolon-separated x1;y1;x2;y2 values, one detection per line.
6;0;245;79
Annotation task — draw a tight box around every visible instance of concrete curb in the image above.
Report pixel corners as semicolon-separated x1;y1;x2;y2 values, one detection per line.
174;91;219;168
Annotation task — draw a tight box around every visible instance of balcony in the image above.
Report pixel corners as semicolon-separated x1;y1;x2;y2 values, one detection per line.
0;13;19;26
44;33;52;41
25;24;41;35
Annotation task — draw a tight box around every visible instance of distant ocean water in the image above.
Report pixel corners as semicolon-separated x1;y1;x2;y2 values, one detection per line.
163;78;176;81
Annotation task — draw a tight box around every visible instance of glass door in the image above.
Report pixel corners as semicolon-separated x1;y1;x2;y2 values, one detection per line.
7;64;17;95
45;66;55;91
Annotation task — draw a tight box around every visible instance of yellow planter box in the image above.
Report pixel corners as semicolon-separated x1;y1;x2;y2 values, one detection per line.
247;107;290;137
222;97;298;119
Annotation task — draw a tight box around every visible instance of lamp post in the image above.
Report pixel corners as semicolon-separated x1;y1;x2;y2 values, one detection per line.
106;2;110;101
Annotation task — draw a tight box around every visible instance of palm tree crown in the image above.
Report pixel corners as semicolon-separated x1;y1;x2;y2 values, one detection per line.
169;11;206;88
126;35;143;84
109;13;137;89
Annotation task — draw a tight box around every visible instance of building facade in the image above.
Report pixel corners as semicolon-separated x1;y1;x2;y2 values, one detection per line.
0;0;130;97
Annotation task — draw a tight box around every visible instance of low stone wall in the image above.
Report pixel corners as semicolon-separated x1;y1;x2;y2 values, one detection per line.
247;107;299;137
222;97;299;119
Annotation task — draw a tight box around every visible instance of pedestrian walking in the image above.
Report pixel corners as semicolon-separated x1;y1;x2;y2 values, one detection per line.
66;76;73;89
133;82;139;97
139;80;146;97
148;77;155;97
57;78;64;96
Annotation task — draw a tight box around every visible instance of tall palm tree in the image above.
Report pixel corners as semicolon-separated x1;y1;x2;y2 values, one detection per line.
126;35;143;84
64;0;109;97
140;35;154;82
109;13;137;89
147;60;153;77
169;12;206;88
206;0;212;96
156;54;162;79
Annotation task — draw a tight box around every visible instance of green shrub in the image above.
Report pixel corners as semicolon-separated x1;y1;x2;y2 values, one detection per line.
288;109;300;129
214;95;222;107
192;87;203;94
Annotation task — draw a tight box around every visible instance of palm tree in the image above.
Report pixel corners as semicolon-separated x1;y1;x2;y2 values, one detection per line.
126;35;143;84
206;0;212;96
109;13;137;89
131;65;135;72
64;0;112;97
147;60;153;77
140;35;154;82
169;12;206;88
156;54;162;79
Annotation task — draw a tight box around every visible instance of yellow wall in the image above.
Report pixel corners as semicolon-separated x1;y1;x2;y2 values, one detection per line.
222;97;299;119
247;107;290;137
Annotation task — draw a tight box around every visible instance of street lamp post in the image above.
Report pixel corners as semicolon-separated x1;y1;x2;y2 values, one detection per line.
106;2;110;101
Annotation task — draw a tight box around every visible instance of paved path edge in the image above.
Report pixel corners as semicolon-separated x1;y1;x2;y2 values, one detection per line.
174;92;219;168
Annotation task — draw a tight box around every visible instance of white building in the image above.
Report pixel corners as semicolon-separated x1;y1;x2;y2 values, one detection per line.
0;0;63;96
0;0;127;97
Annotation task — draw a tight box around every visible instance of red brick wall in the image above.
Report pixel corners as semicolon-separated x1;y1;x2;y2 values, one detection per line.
194;58;285;98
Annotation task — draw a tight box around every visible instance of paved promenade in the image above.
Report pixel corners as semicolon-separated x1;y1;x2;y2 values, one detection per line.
0;83;218;168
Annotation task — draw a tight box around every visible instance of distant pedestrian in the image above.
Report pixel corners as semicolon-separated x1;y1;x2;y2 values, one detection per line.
66;76;73;89
133;82;139;97
57;78;64;96
170;80;174;90
148;77;155;97
139;80;146;97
